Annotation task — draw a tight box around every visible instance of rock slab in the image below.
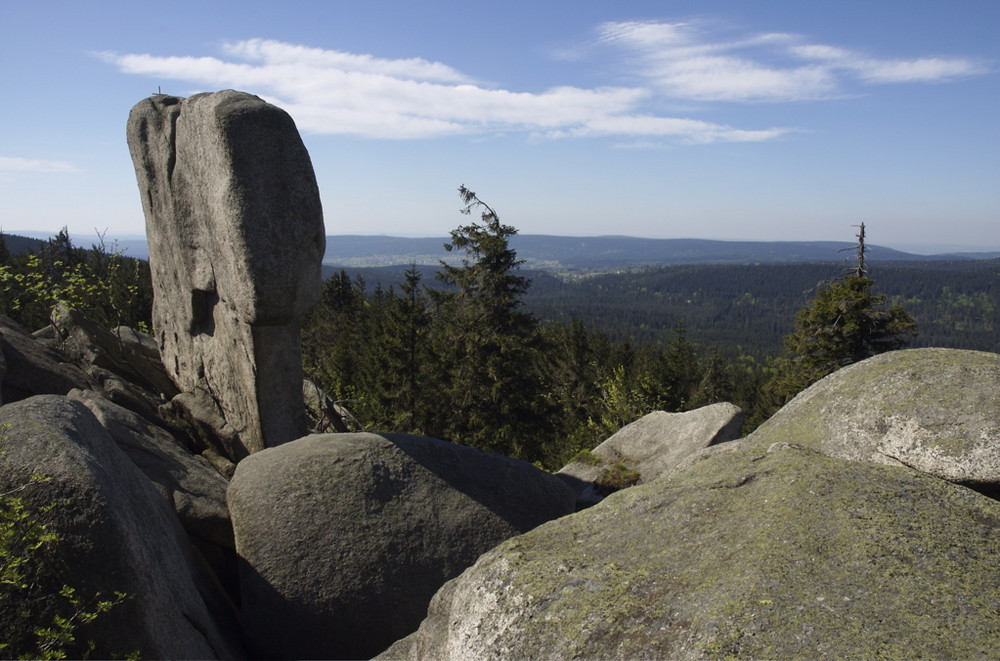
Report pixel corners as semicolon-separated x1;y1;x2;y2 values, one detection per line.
749;347;1000;490
0;395;239;659
558;403;744;506
126;90;325;457
382;442;1000;660
227;432;577;660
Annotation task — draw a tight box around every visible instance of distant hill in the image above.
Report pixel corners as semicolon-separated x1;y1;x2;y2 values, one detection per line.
10;232;1000;270
0;233;46;255
321;235;1000;270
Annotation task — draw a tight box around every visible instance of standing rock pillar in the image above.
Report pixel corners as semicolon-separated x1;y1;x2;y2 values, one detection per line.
126;90;325;456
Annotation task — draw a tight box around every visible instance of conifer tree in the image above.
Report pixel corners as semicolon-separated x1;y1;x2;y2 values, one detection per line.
689;347;735;408
377;265;433;432
764;225;917;407
431;186;549;459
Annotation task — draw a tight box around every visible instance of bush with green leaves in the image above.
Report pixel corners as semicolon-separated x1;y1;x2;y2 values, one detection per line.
0;229;152;332
0;476;133;660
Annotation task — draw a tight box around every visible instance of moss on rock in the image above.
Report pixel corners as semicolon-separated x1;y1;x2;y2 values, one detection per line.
383;442;1000;660
749;348;1000;488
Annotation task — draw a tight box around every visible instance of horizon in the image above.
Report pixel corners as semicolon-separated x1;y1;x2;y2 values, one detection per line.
6;228;999;258
1;0;997;249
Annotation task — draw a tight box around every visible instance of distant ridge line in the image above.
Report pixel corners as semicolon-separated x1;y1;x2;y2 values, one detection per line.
319;234;1000;269
5;232;999;269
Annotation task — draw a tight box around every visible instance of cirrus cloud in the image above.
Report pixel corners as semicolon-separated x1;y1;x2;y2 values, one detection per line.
0;156;78;173
599;20;989;101
97;38;789;143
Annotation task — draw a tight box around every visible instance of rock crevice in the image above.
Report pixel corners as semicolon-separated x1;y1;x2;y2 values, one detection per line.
126;90;326;456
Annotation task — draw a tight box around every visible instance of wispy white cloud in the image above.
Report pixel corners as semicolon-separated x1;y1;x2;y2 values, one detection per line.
98;23;986;145
0;156;78;173
97;39;791;144
222;39;473;84
789;43;989;83
600;20;989;101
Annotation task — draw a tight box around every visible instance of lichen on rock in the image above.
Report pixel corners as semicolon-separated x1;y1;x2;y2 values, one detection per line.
749;348;1000;490
382;442;1000;660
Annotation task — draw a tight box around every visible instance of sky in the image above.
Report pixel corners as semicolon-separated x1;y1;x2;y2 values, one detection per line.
1;0;998;253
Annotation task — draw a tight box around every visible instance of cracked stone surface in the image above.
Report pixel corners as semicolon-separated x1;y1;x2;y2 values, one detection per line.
127;90;325;456
747;347;1000;489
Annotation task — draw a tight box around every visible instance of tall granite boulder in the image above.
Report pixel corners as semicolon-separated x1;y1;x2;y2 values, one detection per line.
381;442;1000;660
557;403;744;507
748;348;1000;493
0;395;241;659
227;432;577;660
126;90;325;457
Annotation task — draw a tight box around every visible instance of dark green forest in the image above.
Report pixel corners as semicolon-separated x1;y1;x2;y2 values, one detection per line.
298;202;994;468
335;259;1000;358
525;260;1000;355
2;225;997;470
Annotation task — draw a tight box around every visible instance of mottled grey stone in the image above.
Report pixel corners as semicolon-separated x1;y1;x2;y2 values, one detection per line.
126;90;325;456
0;395;241;659
748;348;1000;489
557;402;744;507
227;432;576;660
0;314;96;404
382;443;1000;661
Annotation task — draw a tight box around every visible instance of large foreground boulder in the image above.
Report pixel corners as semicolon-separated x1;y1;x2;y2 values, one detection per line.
382;442;1000;660
227;432;577;660
557;403;744;507
0;395;240;659
127;90;325;457
749;348;1000;492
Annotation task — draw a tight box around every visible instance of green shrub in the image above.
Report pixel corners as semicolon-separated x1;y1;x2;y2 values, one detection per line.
0;230;152;332
0;476;133;659
570;448;603;467
595;462;641;492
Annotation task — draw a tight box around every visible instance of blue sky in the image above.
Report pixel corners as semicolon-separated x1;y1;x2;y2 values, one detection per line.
1;0;997;252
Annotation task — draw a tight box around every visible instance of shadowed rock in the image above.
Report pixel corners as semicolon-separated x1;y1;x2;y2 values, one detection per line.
126;90;325;456
0;395;242;659
227;432;577;660
0;314;97;404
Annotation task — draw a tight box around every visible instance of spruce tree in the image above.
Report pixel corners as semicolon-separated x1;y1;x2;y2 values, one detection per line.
431;186;549;460
765;225;917;407
378;265;433;433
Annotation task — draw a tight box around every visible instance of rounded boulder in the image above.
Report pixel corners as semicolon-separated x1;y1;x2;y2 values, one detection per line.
227;432;576;659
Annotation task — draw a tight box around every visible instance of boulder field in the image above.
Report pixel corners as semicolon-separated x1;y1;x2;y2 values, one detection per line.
1;89;997;659
228;432;575;659
5;305;999;659
383;441;1000;660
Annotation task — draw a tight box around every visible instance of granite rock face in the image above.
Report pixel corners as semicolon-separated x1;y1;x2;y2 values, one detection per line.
0;314;96;404
227;432;577;660
748;348;1000;491
126;90;325;457
557;403;744;507
67;388;233;550
0;396;241;659
381;442;1000;661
